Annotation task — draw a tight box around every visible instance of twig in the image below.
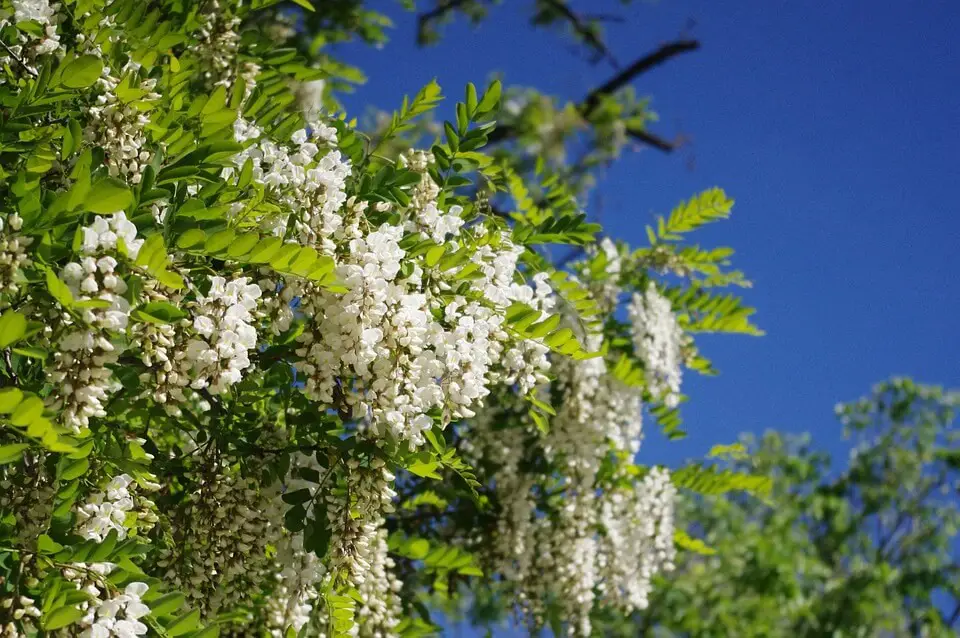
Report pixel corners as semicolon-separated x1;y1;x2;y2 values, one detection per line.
627;128;679;152
580;39;700;114
486;38;700;153
538;0;619;68
417;0;472;45
2;350;17;386
581;13;626;23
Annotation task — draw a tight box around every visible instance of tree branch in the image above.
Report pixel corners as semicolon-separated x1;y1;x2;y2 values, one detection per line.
580;39;701;115
627;128;680;152
486;38;700;152
537;0;619;68
417;0;472;45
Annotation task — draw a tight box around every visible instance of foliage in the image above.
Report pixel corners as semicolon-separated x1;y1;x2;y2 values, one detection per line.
598;378;960;637
0;0;763;636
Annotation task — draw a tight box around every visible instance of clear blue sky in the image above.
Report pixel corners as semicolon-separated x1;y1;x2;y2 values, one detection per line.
335;3;959;630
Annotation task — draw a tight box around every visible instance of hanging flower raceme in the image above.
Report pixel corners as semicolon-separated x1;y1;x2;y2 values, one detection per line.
46;213;141;432
629;282;685;408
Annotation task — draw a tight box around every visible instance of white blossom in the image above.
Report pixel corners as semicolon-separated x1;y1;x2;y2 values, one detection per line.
629;282;684;408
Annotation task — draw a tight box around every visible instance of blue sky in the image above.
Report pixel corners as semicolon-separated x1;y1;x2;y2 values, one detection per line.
333;1;959;634
336;0;959;473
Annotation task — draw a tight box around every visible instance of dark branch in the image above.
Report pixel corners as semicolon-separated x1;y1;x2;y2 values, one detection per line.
581;39;701;115
581;13;626;24
2;350;17;386
538;0;619;68
627;128;680;152
417;0;472;45
486;38;700;152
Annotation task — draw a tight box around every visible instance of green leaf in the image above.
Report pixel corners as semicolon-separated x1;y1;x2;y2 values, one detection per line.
86;178;133;213
291;0;315;10
60;457;89;481
38;533;64;554
176;229;207;249
135;234;166;270
157;270;185;290
425;245;446;267
0;443;29;465
249;237;283;264
133;301;186;324
406;538;430;560
149;592;186;617
444;121;459;153
0;310;27;347
227;233;259;258
281;488;312;505
407;459;442;480
465;83;478;116
43;604;84;630
269;244;300;271
11;346;46;360
477;80;501;114
10;395;43;426
0;388;23;413
89;529;119;562
707;442;749;461
166;608;201;636
674;529;716;555
672;464;772;497
46;268;74;307
61;55;103;89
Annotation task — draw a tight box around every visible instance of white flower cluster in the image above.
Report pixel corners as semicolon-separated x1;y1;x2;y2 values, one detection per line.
84;63;160;184
266;534;325;638
501;272;554;395
629;282;684;408
534;490;599;636
355;527;403;637
194;0;241;89
402;151;465;244
61;564;150;638
548;332;643;474
6;0;61;59
0;454;54;545
325;459;397;590
229;120;351;248
180;276;262;395
157;462;283;617
0;213;31;304
466;252;682;636
597;467;676;614
462;417;536;585
295;209;537;446
267;534;325;637
265;452;328;637
76;474;156;542
48;213;140;432
1;594;41;633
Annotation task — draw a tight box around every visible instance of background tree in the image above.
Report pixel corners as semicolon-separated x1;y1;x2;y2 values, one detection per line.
589;378;960;637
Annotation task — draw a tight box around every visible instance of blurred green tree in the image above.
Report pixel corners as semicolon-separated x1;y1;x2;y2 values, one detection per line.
599;378;960;637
